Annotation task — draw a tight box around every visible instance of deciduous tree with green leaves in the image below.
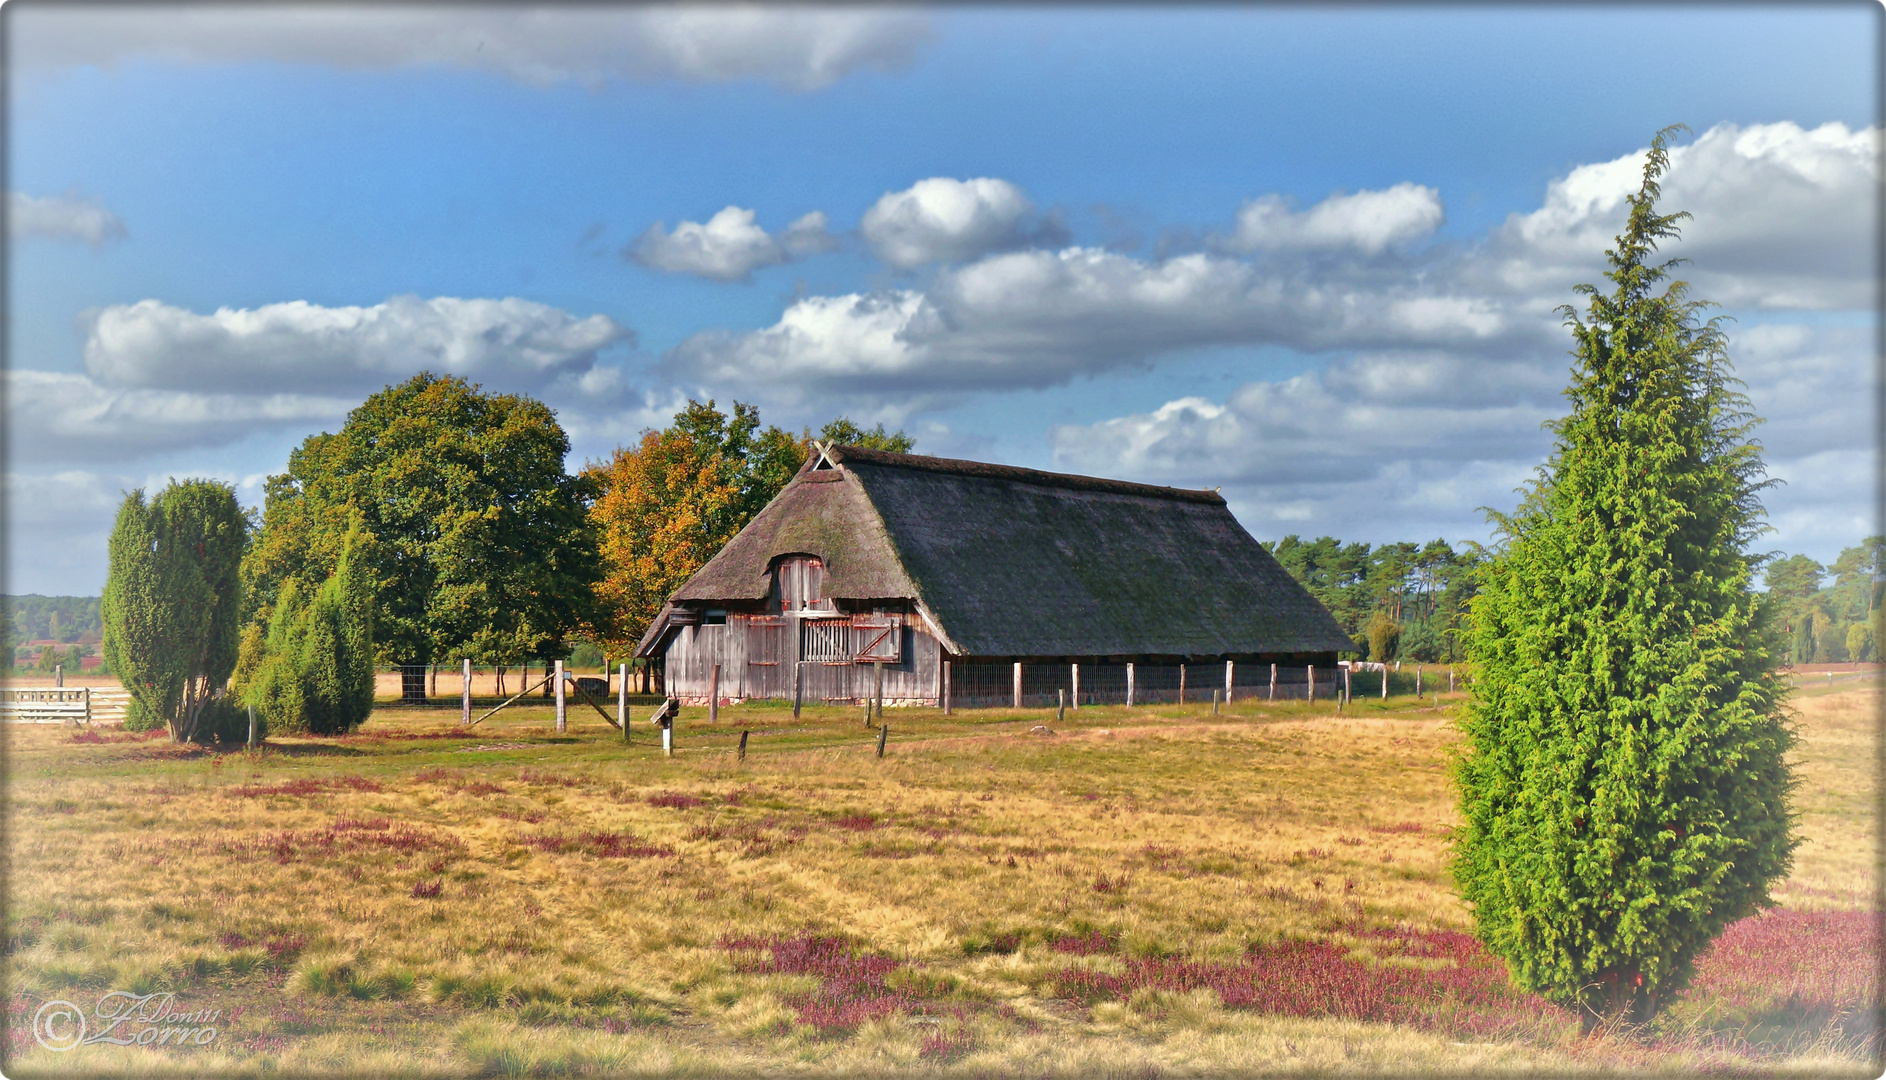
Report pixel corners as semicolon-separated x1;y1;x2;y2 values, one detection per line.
244;373;600;672
1454;127;1795;1028
100;480;250;741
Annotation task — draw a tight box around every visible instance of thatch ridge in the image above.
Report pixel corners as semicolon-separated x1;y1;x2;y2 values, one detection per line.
827;445;1226;505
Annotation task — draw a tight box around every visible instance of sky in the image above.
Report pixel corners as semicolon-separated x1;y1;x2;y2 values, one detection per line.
6;3;1879;597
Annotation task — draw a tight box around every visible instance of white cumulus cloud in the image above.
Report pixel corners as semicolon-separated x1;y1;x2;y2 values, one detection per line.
1483;121;1879;310
673;245;1515;393
861;177;1039;268
5;370;353;464
628;207;836;281
1221;182;1444;255
12;6;933;92
10;191;127;246
80;295;631;395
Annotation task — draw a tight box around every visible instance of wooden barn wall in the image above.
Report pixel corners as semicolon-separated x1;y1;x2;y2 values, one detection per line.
664;620;943;704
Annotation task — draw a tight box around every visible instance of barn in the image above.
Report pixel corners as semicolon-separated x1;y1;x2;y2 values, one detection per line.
634;444;1356;707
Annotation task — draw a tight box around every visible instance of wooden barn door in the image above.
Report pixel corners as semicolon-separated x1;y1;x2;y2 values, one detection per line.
745;616;788;698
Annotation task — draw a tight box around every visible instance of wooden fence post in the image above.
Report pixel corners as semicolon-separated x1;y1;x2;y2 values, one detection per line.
1071;663;1080;710
1449;667;1455;694
1382;665;1389;699
54;664;62;688
1179;664;1187;704
1416;665;1423;697
1212;688;1220;716
247;703;256;747
1013;662;1022;710
662;722;673;757
1344;666;1352;705
1057;689;1065;723
942;660;952;715
1269;662;1277;701
709;664;721;724
876;722;888;758
1225;660;1234;704
1126;663;1136;707
739;729;748;761
462;659;473;725
430;662;438;700
1307;665;1315;704
793;662;804;719
619;663;630;742
555;659;567;732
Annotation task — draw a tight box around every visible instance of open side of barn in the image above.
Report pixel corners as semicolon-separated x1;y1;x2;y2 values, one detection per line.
636;445;1356;706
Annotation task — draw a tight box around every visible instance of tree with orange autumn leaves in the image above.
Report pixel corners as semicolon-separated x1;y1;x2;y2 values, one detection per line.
582;401;911;654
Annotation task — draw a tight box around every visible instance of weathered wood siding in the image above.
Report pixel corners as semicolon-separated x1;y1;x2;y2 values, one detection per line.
664;615;943;704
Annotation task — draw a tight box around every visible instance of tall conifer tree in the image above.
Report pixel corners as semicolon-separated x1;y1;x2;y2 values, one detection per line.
1454;127;1795;1026
100;480;248;741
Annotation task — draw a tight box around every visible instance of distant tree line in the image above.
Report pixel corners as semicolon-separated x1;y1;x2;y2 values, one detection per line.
1263;537;1482;663
1762;537;1882;663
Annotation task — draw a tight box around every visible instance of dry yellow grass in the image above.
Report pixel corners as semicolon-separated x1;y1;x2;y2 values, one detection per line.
2;683;1875;1077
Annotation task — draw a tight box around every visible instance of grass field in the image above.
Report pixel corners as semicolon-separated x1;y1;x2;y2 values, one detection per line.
2;682;1877;1077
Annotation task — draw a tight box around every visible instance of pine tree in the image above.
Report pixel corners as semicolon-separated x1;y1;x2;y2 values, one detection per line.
1454;127;1795;1027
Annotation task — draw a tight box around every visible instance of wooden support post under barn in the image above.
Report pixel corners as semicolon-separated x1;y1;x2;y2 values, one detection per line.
632;446;1353;708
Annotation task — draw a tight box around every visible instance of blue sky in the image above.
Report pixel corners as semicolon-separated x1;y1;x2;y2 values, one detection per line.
7;4;1879;596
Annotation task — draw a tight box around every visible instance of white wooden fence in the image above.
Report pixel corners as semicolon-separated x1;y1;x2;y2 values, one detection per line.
0;686;130;724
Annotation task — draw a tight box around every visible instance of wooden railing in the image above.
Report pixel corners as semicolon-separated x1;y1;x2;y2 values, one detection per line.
1;686;130;724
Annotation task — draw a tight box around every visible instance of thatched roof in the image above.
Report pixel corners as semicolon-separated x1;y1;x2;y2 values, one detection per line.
640;445;1354;658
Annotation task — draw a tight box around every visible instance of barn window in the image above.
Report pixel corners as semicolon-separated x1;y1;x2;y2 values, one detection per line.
773;555;826;612
704;609;727;626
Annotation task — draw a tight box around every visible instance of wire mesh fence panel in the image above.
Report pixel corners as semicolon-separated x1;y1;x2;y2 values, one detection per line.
948;661;1017;708
1077;664;1130;707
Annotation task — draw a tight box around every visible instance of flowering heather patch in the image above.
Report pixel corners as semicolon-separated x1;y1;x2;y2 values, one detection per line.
218;930;255;950
411;879;443;898
203;820;461;863
415;767;507;795
228;774;382;797
720;933;963;1037
1666;908;1881;1054
1051;930;1117;955
832;813;882;831
646;791;704;810
66;730;107;744
1053;926;1570;1041
264;933;308;964
919;1026;976;1062
1092;872;1131;894
522;831;674;859
1370;821;1425;834
517;768;583;787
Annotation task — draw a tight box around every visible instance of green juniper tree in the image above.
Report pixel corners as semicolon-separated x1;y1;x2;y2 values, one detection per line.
1454;127;1795;1028
100;480;249;741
